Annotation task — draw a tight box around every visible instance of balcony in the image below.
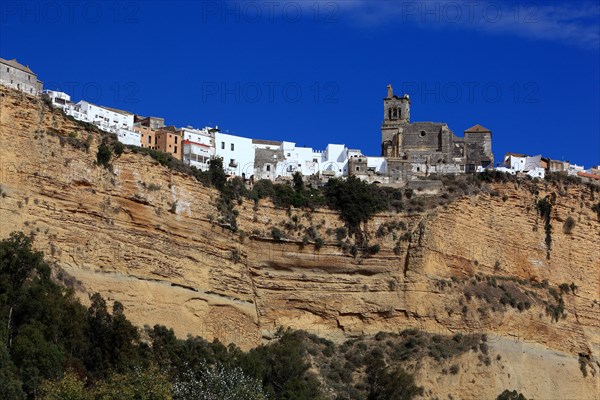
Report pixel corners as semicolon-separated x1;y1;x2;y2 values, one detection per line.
229;161;238;168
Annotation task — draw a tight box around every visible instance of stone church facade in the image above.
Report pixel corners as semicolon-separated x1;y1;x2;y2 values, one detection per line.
381;85;494;177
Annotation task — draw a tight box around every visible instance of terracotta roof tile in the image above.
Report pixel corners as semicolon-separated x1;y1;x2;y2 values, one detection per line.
465;124;491;133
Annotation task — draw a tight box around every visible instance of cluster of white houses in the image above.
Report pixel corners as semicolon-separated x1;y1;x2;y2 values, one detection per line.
41;88;360;181
3;57;599;184
497;153;599;182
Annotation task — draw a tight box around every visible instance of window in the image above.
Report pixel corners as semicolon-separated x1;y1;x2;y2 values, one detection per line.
148;136;151;143
221;142;225;149
28;75;30;81
356;166;360;171
419;130;426;137
287;153;291;157
175;136;178;144
266;165;271;172
174;146;177;153
6;68;8;72
231;143;234;151
312;158;318;163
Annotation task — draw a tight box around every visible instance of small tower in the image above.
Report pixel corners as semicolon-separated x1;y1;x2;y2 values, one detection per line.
381;84;410;156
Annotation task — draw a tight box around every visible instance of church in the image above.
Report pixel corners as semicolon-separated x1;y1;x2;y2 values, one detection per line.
380;84;494;176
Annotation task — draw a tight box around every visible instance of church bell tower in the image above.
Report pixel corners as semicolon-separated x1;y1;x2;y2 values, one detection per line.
381;84;410;156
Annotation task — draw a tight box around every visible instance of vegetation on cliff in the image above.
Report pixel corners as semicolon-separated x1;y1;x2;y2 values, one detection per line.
0;232;435;400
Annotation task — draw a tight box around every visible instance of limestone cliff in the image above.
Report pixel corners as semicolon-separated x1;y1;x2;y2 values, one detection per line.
0;86;598;399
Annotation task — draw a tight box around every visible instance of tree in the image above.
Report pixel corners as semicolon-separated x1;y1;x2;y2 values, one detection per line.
40;370;91;400
208;157;227;191
0;340;25;400
325;177;387;244
0;232;49;297
93;366;172;400
240;328;323;400
84;296;141;378
173;362;267;400
292;172;304;191
11;321;64;396
376;367;423;400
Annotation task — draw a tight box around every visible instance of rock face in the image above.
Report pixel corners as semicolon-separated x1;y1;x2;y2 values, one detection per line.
1;86;599;399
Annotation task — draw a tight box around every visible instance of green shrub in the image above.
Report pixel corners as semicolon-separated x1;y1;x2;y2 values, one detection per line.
592;202;600;220
536;197;552;258
367;244;381;255
563;216;576;234
314;237;324;249
96;143;112;168
334;227;347;241
496;389;527;400
113;141;125;157
271;227;283;241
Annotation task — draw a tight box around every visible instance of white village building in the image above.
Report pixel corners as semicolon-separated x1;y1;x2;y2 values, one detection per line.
181;126;216;171
42;90;73;110
59;100;140;146
500;153;545;179
215;132;255;177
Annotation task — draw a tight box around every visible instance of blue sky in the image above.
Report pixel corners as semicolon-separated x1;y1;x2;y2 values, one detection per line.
1;0;599;166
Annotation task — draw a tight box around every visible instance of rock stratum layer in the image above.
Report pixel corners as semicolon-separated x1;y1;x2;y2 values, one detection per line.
1;87;598;399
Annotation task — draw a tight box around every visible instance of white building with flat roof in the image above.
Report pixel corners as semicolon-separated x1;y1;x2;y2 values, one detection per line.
216;132;255;177
319;144;349;177
500;153;545;179
64;100;134;134
117;128;141;146
42;90;72;110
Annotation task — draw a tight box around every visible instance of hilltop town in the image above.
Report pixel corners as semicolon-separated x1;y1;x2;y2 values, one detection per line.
2;57;599;185
1;56;599;400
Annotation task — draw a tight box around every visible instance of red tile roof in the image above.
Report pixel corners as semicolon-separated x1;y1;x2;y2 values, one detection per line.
465;124;491;133
183;139;210;147
577;172;600;180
